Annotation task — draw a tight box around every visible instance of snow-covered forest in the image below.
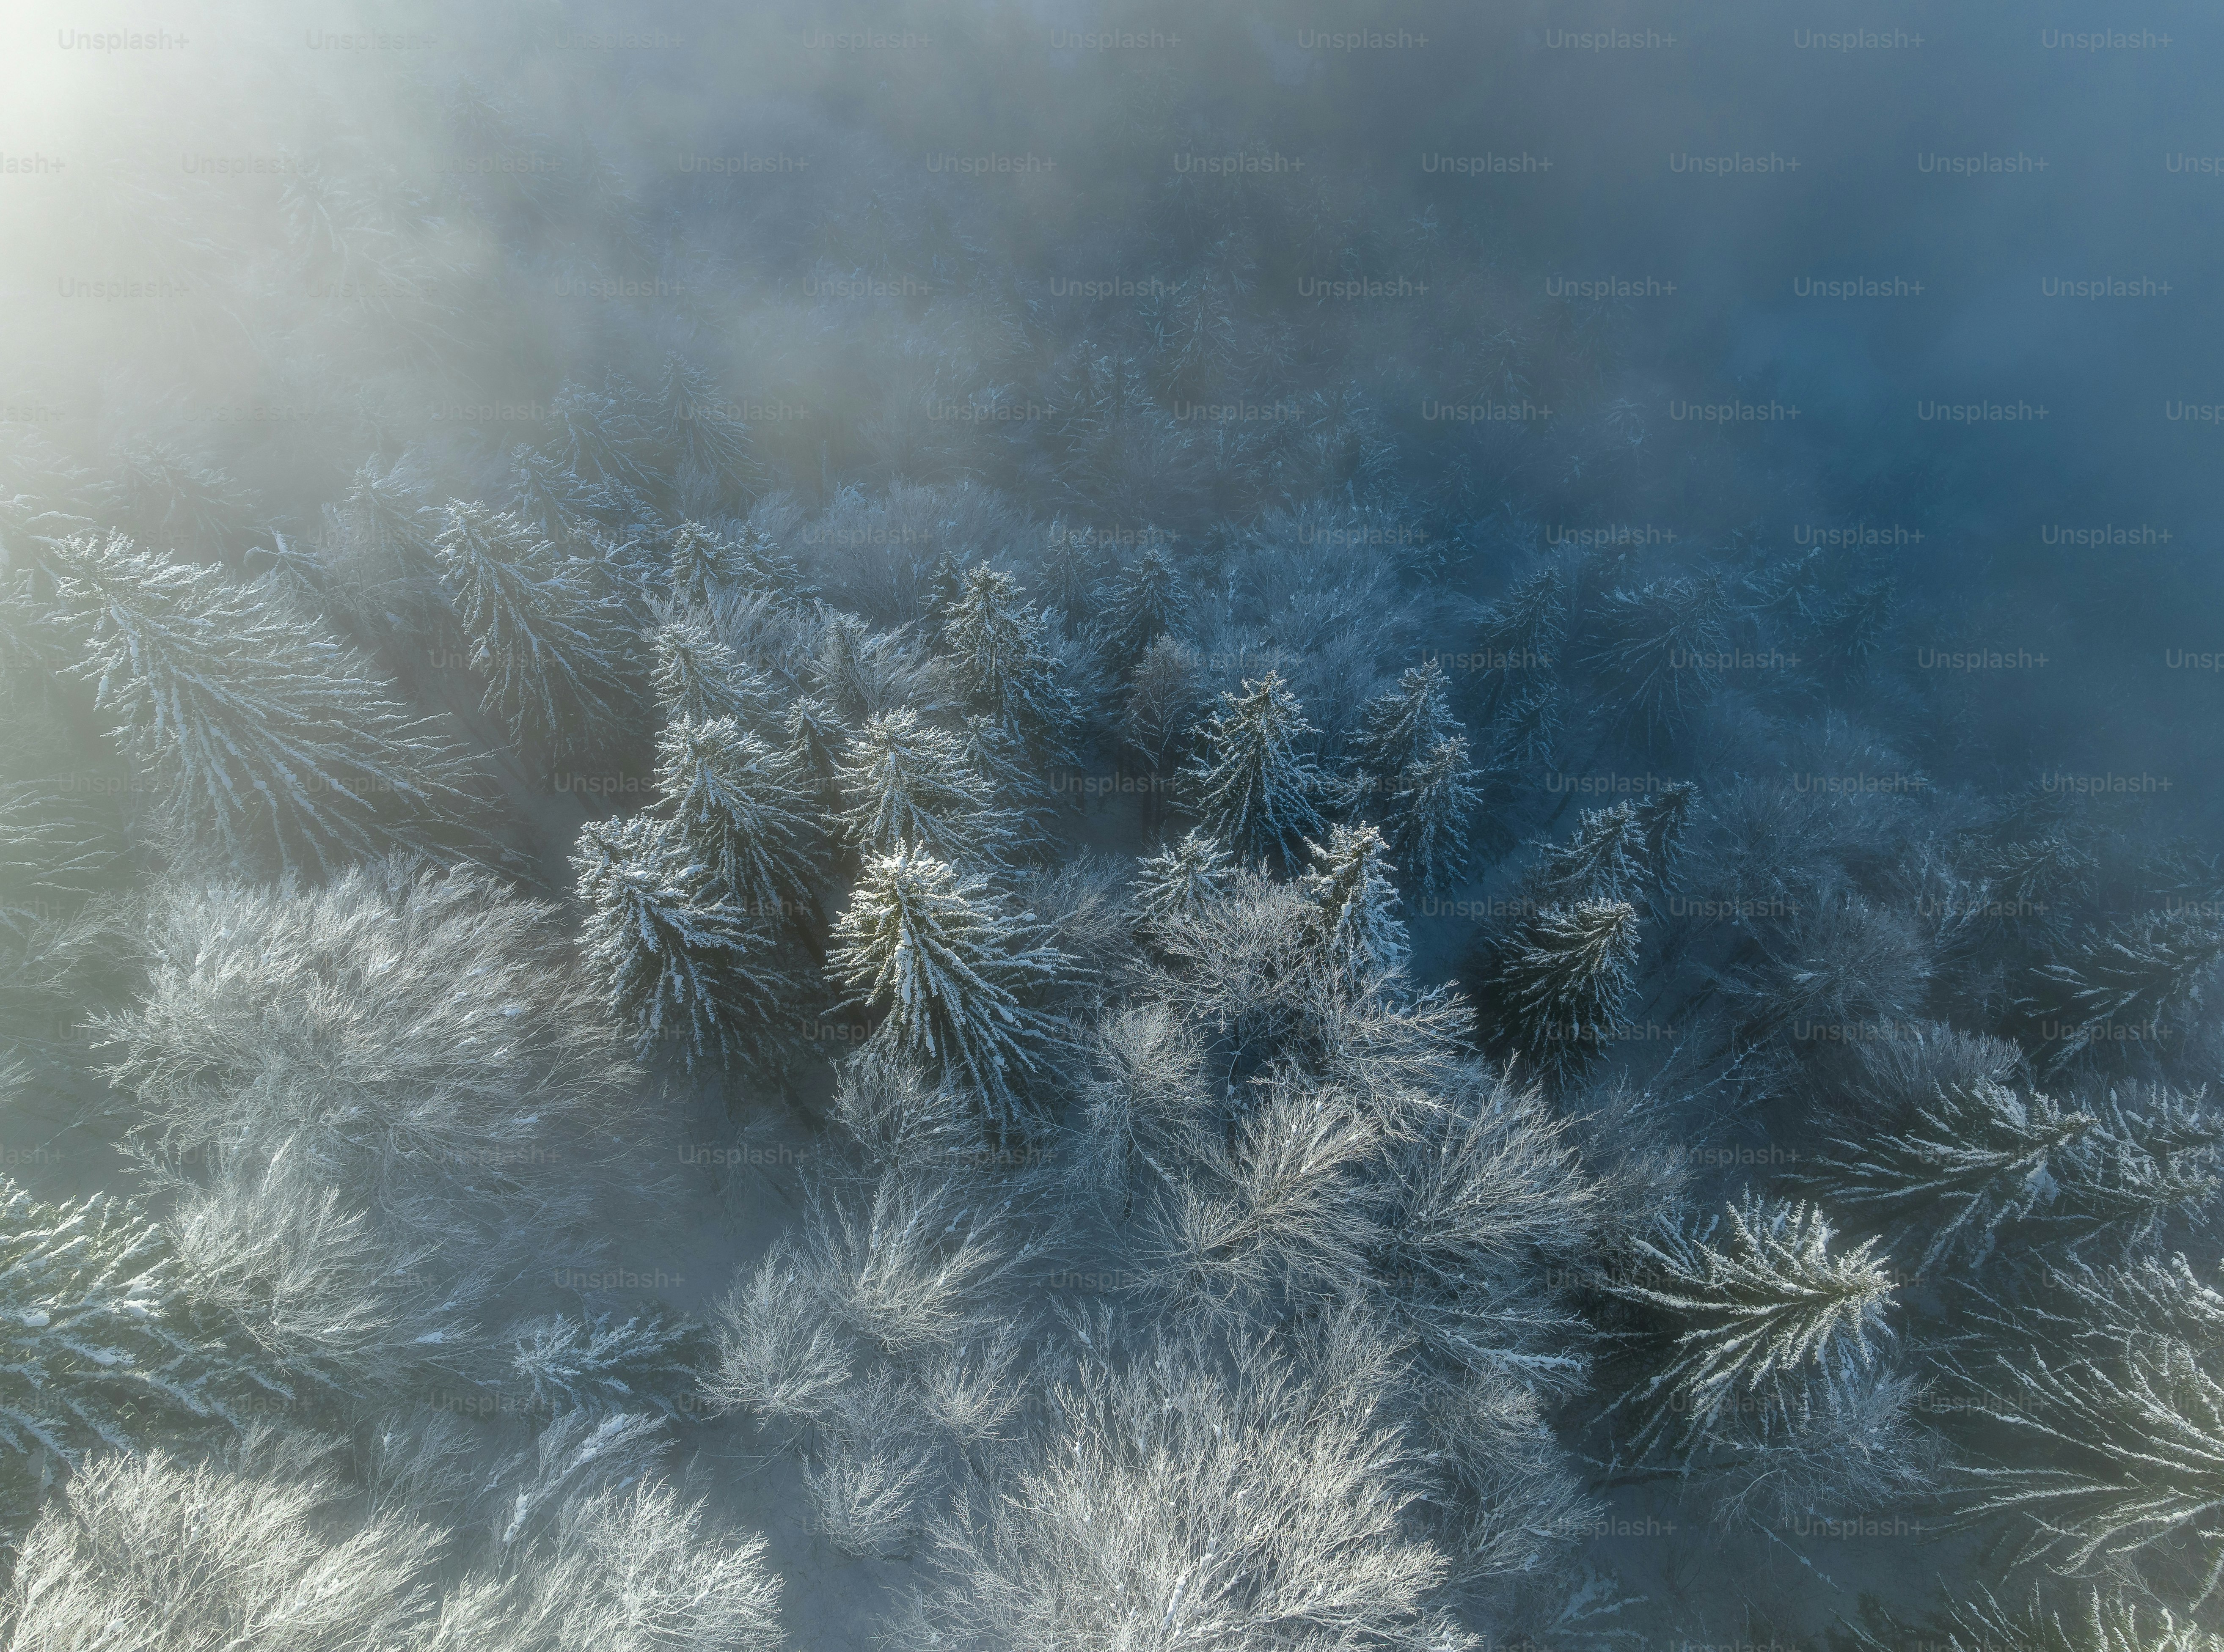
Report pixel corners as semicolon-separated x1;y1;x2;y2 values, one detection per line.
3;0;2224;1646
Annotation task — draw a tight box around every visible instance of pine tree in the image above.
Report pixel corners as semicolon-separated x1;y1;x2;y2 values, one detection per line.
958;713;1049;821
941;564;1080;757
2029;909;2224;1060
654;353;754;507
1808;1083;2094;1272
1038;524;1098;636
1299;822;1409;977
1524;802;1648;907
546;378;658;500
507;443;620;561
921;550;966;628
1387;735;1487;892
116;441;257;561
1181;671;1326;866
1488;899;1640;1079
1473;565;1566;725
435;500;637;760
829;848;1068;1117
0;1179;288;1496
1586;575;1735;736
1610;1194;1896;1460
572;815;786;1072
1488;673;1563;770
724;522;816;607
1845;1584;2224;1652
1356;660;1459;793
656;715;820;925
807;610;935;724
650;607;776;730
1988;1251;2224;1371
669;520;809;612
1132;828;1238;929
782;694;848;812
1634;780;1698;894
48;532;473;875
1094;544;1185;669
835;709;1002;865
1801;1083;2222;1270
318;458;443;629
669;520;741;611
1974;1336;2224;1605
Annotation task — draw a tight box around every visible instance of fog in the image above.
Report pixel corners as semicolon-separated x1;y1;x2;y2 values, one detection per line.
2;1;2221;1647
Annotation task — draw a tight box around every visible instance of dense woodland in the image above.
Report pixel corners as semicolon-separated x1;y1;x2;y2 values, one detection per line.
1;2;2222;1647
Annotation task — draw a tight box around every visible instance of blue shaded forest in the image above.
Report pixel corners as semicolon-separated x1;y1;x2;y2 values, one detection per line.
1;0;2222;1646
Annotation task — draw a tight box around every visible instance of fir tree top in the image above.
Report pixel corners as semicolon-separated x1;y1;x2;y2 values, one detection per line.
830;848;1069;1118
1133;828;1238;929
1181;671;1326;866
1299;822;1409;978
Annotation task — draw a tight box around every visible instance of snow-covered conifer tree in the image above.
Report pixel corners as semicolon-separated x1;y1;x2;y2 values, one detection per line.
940;564;1080;757
958;714;1049;823
1355;660;1459;794
835;709;1002;864
317;457;443;630
782;694;848;811
1180;671;1326;866
666;518;813;614
0;1180;285;1498
1387;735;1487;891
1610;1194;1896;1461
1587;575;1735;736
1488;899;1641;1080
1093;544;1185;669
48;532;473;875
435;500;637;760
2029;908;2224;1060
669;520;743;611
1132;827;1237;929
1038;523;1098;636
807;611;939;724
650;607;776;730
830;848;1068;1116
116;441;256;562
655;715;820;923
1473;565;1566;726
654;354;755;508
545;378;658;500
1974;1336;2224;1604
1525;802;1648;908
1299;822;1409;977
724;522;817;607
572;815;786;1072
507;443;624;561
1634;779;1698;894
920;550;966;627
1806;1081;2221;1270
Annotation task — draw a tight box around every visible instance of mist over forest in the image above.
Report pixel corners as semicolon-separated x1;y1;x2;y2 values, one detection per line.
2;1;2222;1647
